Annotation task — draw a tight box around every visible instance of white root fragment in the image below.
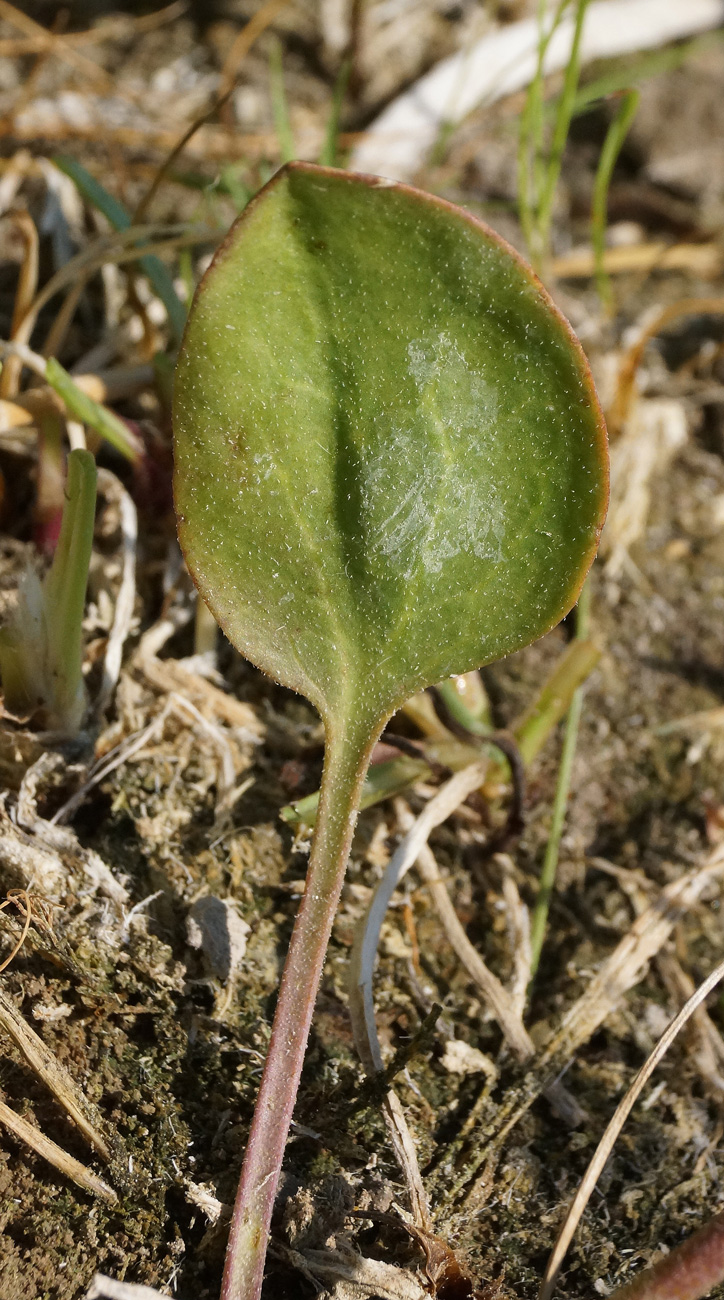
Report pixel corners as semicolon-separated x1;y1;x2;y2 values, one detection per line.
349;762;488;1075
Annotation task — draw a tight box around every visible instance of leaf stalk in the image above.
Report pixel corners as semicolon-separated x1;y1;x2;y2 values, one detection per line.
221;711;385;1300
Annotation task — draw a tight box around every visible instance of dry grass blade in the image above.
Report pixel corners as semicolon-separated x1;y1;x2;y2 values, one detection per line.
383;1087;432;1232
0;987;111;1158
133;0;290;223
610;295;724;436
440;846;724;1206
602;398;687;578
50;705;173;825
552;241;724;280
136;654;264;738
0;209;38;399
0;1098;116;1202
218;0;292;102
393;802;582;1123
657;951;724;1093
0;0;113;90
539;955;724;1300
0;887;35;971
497;852;532;1017
12;222;212;350
536;842;724;1070
591;857;724;1094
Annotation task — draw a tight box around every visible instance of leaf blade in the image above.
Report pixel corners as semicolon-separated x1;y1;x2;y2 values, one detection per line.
174;162;608;728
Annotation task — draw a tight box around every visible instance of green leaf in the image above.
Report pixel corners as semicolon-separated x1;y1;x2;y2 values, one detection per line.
174;162;607;736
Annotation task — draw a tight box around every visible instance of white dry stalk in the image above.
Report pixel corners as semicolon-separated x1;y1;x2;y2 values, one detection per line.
591;855;724;1095
96;470;138;719
657;951;724;1094
540;955;724;1300
496;852;532;1019
351;0;724;180
392;798;535;1063
382;1087;432;1233
602;398;688;578
137;653;264;741
353;786;584;1124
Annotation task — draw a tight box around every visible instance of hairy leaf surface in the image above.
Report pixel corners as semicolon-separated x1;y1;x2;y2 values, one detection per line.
174;162;607;731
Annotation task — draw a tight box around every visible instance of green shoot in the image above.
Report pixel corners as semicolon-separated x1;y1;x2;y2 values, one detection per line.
591;90;640;312
562;28;724;122
268;38;295;165
45;358;143;461
0;341;142;462
218;164;253;212
0;449;97;733
518;0;591;271
435;677;491;738
318;59;350;168
529;575;592;979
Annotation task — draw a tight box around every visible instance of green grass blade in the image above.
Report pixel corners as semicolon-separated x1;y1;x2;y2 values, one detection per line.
318;60;350;168
435;678;491;737
54;154;131;231
591;90;640;311
269;38;295;165
53;155;186;345
537;0;591;267
564;29;724;121
517;0;552;254
529;575;592;979
45;357;143;462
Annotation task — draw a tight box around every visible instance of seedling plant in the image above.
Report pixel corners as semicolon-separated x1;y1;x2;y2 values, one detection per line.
173;161;608;1299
